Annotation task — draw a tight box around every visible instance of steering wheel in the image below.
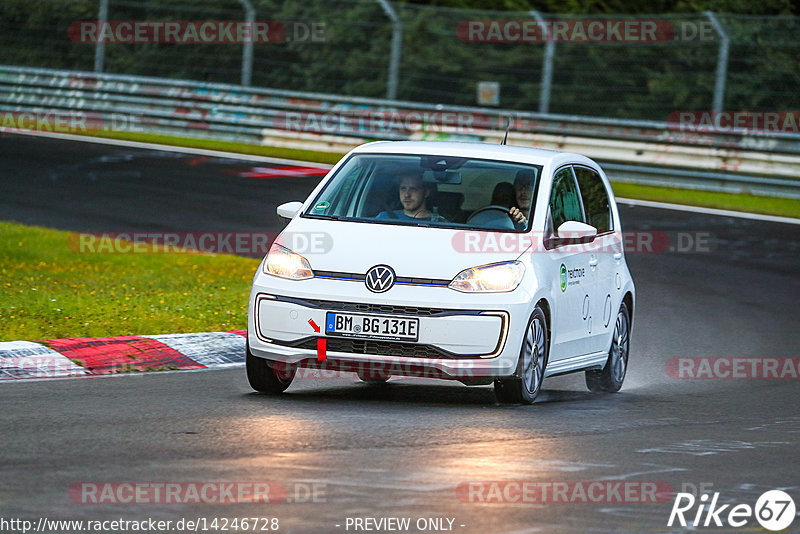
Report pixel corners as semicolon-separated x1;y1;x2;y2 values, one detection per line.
466;205;516;226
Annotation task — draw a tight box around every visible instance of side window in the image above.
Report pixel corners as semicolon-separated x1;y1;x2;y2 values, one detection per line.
549;167;585;231
574;166;612;233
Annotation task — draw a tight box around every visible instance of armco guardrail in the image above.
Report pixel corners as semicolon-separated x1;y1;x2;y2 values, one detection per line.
1;65;799;198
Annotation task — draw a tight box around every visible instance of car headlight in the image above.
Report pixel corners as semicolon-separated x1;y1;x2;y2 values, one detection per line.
449;261;525;293
263;244;313;280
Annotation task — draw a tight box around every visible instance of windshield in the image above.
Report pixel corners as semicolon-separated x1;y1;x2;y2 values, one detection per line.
304;153;542;232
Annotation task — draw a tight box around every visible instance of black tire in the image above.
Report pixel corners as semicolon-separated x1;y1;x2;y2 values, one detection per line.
494;305;548;405
586;302;630;393
246;341;295;394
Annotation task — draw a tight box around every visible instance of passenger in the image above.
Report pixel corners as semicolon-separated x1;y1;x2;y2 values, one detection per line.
376;170;446;222
509;170;535;228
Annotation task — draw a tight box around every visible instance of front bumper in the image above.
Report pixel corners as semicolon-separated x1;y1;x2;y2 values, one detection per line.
247;272;535;380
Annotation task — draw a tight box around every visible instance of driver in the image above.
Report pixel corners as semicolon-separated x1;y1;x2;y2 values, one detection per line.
509;170;535;228
376;170;446;222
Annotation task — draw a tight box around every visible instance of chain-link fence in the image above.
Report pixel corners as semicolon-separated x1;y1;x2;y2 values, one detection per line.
1;0;798;121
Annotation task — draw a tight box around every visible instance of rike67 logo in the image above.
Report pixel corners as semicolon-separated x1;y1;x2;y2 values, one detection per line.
668;490;796;531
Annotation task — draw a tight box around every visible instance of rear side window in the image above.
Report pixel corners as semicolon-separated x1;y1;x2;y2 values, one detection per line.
549;167;584;230
574;166;612;233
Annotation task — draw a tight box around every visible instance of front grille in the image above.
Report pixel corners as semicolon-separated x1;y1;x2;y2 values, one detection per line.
288;297;450;316
314;270;450;287
296;338;458;359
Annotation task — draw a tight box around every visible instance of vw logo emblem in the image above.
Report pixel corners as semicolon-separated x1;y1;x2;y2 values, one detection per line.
365;264;396;293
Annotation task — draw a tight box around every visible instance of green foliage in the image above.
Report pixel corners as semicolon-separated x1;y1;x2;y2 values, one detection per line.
0;0;798;119
0;221;257;341
399;0;798;15
611;182;800;218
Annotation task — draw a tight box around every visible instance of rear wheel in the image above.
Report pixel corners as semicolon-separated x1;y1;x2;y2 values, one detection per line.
586;302;630;393
494;306;548;404
246;341;295;394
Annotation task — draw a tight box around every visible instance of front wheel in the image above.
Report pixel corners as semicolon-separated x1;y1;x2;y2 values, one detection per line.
586;302;630;393
246;342;295;394
494;306;548;404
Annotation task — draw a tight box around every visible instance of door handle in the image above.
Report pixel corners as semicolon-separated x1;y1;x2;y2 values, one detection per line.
613;253;622;261
589;258;598;267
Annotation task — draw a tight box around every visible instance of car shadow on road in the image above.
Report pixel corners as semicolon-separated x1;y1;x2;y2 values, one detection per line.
243;380;640;408
245;381;496;406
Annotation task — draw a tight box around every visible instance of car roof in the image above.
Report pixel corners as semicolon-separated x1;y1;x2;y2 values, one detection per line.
350;140;597;168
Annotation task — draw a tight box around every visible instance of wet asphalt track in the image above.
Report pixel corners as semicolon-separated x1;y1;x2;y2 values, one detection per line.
1;133;799;533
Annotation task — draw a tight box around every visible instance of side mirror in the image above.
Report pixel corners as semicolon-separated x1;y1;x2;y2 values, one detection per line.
556;221;598;244
276;201;304;221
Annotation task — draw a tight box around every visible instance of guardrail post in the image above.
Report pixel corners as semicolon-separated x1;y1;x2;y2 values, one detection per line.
239;0;255;86
376;0;403;100
94;0;108;73
530;11;554;114
705;11;729;113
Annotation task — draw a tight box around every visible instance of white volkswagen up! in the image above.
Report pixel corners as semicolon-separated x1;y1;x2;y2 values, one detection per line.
247;141;635;404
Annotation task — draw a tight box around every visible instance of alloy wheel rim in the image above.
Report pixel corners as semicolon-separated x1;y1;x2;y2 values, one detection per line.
610;310;629;383
523;317;545;394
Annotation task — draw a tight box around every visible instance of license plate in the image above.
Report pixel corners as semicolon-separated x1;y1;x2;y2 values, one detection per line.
325;312;419;342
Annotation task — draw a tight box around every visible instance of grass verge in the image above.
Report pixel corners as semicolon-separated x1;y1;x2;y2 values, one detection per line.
87;130;345;165
81;131;799;219
0;221;258;341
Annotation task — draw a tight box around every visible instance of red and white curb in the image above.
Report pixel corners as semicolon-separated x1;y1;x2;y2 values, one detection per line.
238;165;329;179
0;331;245;381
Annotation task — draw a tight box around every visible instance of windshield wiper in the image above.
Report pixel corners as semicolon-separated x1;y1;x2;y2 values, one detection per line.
304;214;343;221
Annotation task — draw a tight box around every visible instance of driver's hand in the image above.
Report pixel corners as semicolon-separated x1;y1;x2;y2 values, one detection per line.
509;207;527;224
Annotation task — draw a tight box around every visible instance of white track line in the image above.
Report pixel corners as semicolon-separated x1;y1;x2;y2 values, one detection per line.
2;129;333;168
5;130;798;224
616;197;800;225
